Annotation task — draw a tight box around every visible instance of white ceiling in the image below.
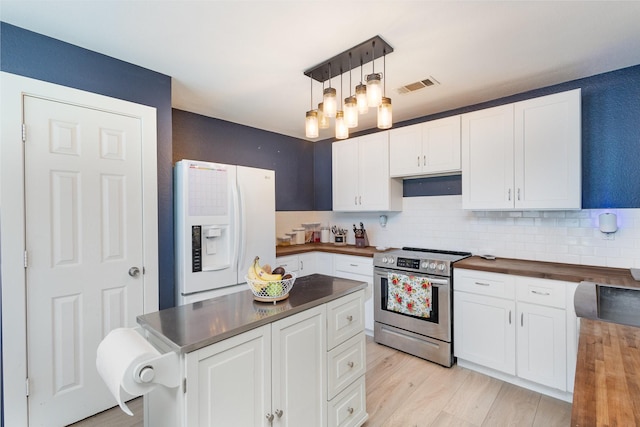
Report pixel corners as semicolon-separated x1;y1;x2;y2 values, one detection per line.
2;1;640;141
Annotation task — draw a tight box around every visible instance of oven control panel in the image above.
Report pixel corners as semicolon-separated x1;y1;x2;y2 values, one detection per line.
377;255;449;276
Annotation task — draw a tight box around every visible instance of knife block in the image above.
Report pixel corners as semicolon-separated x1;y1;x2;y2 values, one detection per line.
355;230;369;248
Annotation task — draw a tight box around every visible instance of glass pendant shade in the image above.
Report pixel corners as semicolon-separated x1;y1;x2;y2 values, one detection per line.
323;87;337;118
377;97;392;129
317;102;330;129
305;110;319;138
344;96;358;128
355;83;368;114
335;111;349;140
366;73;383;107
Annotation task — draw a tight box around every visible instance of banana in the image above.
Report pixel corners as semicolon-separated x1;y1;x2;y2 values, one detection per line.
247;260;268;291
252;256;283;282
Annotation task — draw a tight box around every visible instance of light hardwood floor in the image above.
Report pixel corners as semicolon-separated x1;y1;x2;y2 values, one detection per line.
69;336;571;426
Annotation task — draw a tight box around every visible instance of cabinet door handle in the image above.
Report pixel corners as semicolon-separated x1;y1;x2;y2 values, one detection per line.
300;261;304;270
275;409;283;418
346;315;353;322
354;196;358;205
347;361;355;368
521;312;524;327
423;155;426;166
509;310;512;324
531;290;550;296
474;281;490;287
359;196;362;205
508;189;512;201
517;188;521;201
417;155;421;167
347;407;355;415
266;413;274;422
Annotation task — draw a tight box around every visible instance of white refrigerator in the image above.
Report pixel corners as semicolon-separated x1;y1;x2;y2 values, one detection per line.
175;159;276;305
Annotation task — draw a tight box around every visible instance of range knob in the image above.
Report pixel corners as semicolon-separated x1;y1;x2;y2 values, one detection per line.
437;263;446;272
429;262;436;270
382;257;388;263
421;261;429;269
387;257;394;264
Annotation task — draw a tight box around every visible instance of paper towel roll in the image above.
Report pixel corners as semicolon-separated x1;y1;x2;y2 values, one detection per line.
96;328;160;416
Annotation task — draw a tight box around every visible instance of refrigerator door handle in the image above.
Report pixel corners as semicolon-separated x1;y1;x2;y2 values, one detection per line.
231;180;242;272
236;180;248;273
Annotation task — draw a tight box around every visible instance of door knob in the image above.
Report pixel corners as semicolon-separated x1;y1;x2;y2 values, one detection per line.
128;267;141;277
275;409;283;418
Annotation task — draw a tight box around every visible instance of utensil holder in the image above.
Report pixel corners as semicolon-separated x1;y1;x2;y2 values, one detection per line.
334;233;346;246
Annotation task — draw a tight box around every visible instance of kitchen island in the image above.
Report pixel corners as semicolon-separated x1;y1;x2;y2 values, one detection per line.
138;274;368;427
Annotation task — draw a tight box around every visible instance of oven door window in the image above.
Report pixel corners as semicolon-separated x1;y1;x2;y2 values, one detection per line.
381;273;439;323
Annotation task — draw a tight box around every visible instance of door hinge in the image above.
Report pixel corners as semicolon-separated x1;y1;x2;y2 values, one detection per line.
22;123;26;142
26;378;30;396
24;250;28;268
183;378;187;393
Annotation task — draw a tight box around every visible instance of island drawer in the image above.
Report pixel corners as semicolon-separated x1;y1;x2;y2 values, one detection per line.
327;374;367;427
327;332;366;400
327;290;365;350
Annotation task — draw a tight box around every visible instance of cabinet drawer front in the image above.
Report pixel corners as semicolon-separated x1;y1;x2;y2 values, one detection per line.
515;277;566;308
334;254;373;277
454;269;515;299
327;375;368;427
275;255;298;272
327;333;366;400
327;291;365;350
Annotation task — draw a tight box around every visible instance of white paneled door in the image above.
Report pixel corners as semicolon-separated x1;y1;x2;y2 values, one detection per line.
24;95;145;426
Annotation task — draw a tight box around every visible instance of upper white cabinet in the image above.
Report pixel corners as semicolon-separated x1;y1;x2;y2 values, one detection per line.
461;89;581;210
389;115;461;178
332;132;403;212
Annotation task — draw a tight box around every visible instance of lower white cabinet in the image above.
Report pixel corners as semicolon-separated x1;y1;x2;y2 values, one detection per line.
332;255;374;333
184;304;327;426
454;269;576;400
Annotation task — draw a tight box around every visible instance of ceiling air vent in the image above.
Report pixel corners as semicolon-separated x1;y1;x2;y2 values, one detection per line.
396;77;440;94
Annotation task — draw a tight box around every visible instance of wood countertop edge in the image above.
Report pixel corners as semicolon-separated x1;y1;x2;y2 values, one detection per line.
571;318;640;426
276;243;398;258
454;256;639;287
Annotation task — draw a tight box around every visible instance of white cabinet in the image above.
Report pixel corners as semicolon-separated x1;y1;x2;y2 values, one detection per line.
332;255;374;333
184;304;326;427
276;252;333;278
454;270;516;375
389;115;461;178
461;89;581;210
454;269;577;400
332;132;402;212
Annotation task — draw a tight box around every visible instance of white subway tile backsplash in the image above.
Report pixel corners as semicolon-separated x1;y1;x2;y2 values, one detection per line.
277;195;640;269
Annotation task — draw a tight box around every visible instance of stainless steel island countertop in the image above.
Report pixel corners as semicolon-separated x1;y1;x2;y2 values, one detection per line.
137;274;367;353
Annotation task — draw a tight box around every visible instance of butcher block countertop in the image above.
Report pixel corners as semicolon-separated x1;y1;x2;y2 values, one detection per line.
571;319;640;426
276;242;397;258
454;256;639;287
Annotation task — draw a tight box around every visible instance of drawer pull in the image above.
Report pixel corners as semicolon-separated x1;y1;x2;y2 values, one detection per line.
531;290;551;296
509;310;512;325
521;312;524;327
346;315;353;322
349;263;359;267
474;281;491;287
347;407;354;415
347;361;355;368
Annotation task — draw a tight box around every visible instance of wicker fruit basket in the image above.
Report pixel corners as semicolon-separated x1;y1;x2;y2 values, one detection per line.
245;273;297;303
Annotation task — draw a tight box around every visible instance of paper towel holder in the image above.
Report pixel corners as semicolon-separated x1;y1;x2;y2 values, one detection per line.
599;212;618;234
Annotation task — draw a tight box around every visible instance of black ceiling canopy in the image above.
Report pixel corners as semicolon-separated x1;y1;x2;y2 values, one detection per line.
303;35;394;83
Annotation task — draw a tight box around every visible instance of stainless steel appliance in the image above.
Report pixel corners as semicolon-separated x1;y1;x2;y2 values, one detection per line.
373;247;471;367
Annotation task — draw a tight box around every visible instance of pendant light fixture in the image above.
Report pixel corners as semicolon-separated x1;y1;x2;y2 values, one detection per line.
366;40;383;108
305;76;319;138
303;35;393;139
317;81;330;129
377;48;393;129
323;63;337;118
335;70;349;139
344;53;358;128
355;59;368;114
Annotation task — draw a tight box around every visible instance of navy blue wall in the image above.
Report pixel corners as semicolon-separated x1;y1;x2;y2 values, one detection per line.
318;64;640;208
172;109;315;211
0;22;176;313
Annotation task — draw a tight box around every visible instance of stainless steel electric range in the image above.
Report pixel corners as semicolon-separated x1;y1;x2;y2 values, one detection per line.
373;247;471;367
